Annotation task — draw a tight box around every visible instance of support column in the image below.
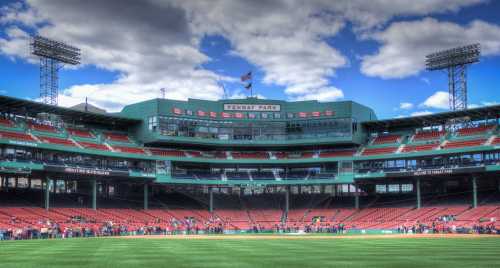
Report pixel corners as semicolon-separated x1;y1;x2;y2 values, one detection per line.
45;178;50;210
416;178;421;209
354;184;360;210
91;179;97;210
284;186;290;214
208;187;213;213
472;177;477;209
144;183;149;210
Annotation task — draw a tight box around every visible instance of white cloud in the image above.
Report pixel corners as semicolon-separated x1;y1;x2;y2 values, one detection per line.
228;89;266;100
0;0;229;111
420;77;430;85
0;1;487;110
411;110;433;116
421;91;450;109
0;26;37;63
182;1;348;102
399;102;414;110
327;0;484;31
480;101;499;107
361;18;500;79
469;101;499;109
292;86;344;102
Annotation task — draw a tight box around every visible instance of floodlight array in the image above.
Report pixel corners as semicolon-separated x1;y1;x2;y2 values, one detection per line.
426;44;480;71
31;36;81;65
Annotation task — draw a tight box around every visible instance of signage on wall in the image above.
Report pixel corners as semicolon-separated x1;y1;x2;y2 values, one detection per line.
223;104;281;112
384;166;486;178
44;165;129;177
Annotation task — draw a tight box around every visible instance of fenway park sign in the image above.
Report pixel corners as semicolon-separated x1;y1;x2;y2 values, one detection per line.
385;166;485;178
223;104;281;112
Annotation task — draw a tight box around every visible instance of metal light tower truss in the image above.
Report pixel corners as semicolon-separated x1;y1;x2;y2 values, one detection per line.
425;44;480;111
31;36;81;106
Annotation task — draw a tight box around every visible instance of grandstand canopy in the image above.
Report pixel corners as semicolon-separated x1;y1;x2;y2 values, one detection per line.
0;95;141;127
363;104;500;131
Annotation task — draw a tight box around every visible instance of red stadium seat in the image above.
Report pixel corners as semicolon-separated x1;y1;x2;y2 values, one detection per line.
319;150;355;158
361;147;397;156
457;125;494;136
79;141;110;151
413;130;445;141
149;148;186;157
0;118;14;127
28;123;58;133
104;132;131;142
401;143;439;153
372;134;401;145
67;128;94;138
443;139;486;149
232;152;269;159
113;145;146;154
37;136;76;147
491;137;500;145
0;130;35;141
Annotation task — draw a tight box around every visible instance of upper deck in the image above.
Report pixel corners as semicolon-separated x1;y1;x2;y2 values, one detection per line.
119;97;376;147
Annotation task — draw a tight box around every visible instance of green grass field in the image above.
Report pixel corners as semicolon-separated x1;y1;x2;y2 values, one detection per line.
0;236;499;268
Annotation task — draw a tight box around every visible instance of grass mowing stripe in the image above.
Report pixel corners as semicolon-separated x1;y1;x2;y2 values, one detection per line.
0;237;499;268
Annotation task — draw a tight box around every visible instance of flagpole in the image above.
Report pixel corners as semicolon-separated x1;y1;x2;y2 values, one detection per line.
250;69;253;98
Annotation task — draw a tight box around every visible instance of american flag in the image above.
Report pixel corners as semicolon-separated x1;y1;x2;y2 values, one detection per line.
240;71;252;81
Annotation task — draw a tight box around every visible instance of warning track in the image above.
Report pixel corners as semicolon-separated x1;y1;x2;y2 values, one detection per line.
115;233;497;240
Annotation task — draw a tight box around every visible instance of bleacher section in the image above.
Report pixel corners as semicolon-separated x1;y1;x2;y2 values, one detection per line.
401;143;439;153
67;128;94;139
0;118;14;127
79;141;110;151
361;147;398;156
372;134;401;145
104;132;131;143
275;151;315;159
112;145;146;154
0;130;35;142
492;137;500;145
1;115;499;160
37;136;77;147
457;125;495;137
412;130;445;141
28;123;58;133
1;204;498;232
443;139;487;149
150;149;185;157
319;150;355;158
232;152;269;159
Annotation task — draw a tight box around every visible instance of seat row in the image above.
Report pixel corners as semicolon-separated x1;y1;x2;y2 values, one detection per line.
1;205;498;230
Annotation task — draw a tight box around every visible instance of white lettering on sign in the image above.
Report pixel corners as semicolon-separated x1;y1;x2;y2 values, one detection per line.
64;167;111;176
413;169;453;176
223;104;281;112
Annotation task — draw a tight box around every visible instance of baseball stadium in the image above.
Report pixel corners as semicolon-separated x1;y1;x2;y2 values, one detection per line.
0;93;499;267
2;1;500;268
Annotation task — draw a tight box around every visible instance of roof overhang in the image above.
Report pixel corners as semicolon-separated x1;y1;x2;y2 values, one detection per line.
363;105;500;131
0;95;141;127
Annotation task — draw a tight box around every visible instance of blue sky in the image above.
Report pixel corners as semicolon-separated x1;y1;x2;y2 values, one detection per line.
0;0;499;118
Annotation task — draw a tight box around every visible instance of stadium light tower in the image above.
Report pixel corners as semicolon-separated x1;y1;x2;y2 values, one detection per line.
425;44;480;111
31;36;81;106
